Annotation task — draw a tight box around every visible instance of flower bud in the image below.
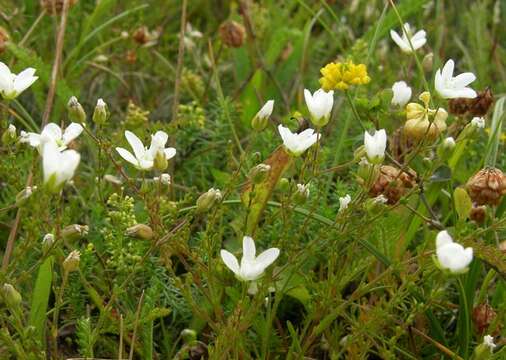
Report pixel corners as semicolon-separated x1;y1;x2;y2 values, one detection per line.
251;100;274;132
61;224;89;241
277;178;290;193
249;164;271;184
154;173;171;185
293;183;310;204
2;283;22;308
153;151;168;171
92;98;109;126
356;157;379;185
466;167;506;206
437;137;455;160
15;186;37;206
181;328;197;344
2;124;17;145
422;52;433;72
453;187;472;220
67;96;87;124
126;224;154;240
219;21;245;48
63;250;80;273
103;174;123;185
196;188;222;213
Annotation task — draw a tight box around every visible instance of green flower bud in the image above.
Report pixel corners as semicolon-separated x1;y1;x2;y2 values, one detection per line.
67;96;87;124
181;328;197;344
2;283;22;308
249;164;271;184
126;224;154;240
437;137;455;161
196;188;222;213
92;98;109;126
277;177;290;193
15;186;36;206
63;250;80;273
2;124;17;145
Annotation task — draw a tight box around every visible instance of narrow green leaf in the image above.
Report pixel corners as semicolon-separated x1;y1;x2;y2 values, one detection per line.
29;256;54;345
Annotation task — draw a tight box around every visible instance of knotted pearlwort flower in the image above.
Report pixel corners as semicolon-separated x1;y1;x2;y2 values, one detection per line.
435;59;477;99
21;122;83;152
42;142;81;192
0;61;38;100
278;125;319;156
364;129;387;164
435;230;473;274
391;81;412;107
390;23;427;53
220;236;280;282
304;88;334;127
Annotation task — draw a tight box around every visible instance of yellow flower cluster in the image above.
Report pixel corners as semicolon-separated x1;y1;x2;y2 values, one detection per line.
319;60;371;91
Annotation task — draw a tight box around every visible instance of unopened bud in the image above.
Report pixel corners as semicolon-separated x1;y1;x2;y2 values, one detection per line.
422;52;433;72
126;224;154;240
437;137;455;160
67;96;87;124
249;164;271;184
154;173;171;185
196;188;222;213
293;183;310;204
15;186;37;206
103;174;123;185
2;124;17;145
63;250;80;273
153;151;168;171
181;328;197;343
251;100;274;132
251;114;268;132
277;178;290;193
93;98;109;126
61;224;89;241
43;233;55;247
2;283;22;308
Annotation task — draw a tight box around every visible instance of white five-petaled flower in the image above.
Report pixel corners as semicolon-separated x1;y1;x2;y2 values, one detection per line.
364;129;387;164
278;125;319;156
435;230;473;274
483;335;496;350
435;59;477;99
339;194;351;212
391;81;412;107
20;122;83;152
471;117;485;129
42;142;80;192
304;88;334;127
0;62;39;100
220;236;280;282
390;23;426;53
116;130;176;171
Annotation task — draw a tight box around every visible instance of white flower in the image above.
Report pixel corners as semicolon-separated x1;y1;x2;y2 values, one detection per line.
435;230;473;273
20;122;83;152
115;130;176;171
390;23;426;53
443;136;455;149
339;194;351;212
373;195;388;204
435;59;477;99
42;142;80;192
278;125;319;156
296;183;310;198
220;236;280;282
157;173;171;185
7;124;16;135
471;117;485;129
391;81;412;107
257;100;274;119
304;88;334;127
364;129;387;164
0;62;39;100
483;335;496;350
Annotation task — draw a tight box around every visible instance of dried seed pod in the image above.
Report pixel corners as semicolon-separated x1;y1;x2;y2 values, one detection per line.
369;165;417;204
448;88;494;117
133;26;149;45
40;0;78;15
470;205;486;224
0;27;9;54
389;127;414;163
472;303;497;335
219;21;245;48
466;167;506;206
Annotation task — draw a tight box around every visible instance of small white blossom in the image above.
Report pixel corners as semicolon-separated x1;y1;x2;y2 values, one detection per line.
0;62;38;100
43;233;55;247
304;88;334;127
221;236;280;282
364;129;387;164
42;142;80;192
435;231;473;273
390;23;426;53
443;137;455;149
391;81;412;107
339;194;351;212
471;117;485;129
7;124;16;136
20;122;83;152
483;335;496;350
435;59;477;99
115;130;176;171
278;125;319;156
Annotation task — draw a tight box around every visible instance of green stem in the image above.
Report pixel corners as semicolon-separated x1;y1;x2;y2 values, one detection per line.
457;277;471;360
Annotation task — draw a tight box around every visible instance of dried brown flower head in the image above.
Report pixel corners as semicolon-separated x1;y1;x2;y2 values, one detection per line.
0;27;9;54
369;165;417;204
469;205;486;224
448;88;494;117
219;21;245;48
41;0;78;15
472;303;497;335
466;167;506;206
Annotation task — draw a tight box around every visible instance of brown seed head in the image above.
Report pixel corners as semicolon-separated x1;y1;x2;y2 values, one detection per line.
41;0;78;15
466;167;506;206
472;303;497;335
0;27;9;54
469;205;486;224
219;21;245;48
448;88;494;117
369;165;417;204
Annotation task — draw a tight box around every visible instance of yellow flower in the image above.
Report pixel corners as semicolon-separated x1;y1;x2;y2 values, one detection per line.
319;60;371;91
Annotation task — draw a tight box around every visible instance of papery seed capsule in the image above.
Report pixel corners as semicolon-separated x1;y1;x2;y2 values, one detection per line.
219;21;245;48
61;224;89;241
369;165;417;204
470;205;486;224
126;224;154;240
472;303;497;335
466;167;506;206
196;188;222;213
63;250;80;273
448;88;494;117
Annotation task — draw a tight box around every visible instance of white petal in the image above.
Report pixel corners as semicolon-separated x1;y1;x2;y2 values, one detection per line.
0;62;12;92
242;236;256;261
436;230;453;248
441;59;455;81
125;130;146;160
62;123;83;144
256;248;280;269
164;147;176;160
41;123;62;142
257;100;274;119
220;250;240;275
115;147;139;166
13;68;38;94
390;30;409;52
453;72;476;88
